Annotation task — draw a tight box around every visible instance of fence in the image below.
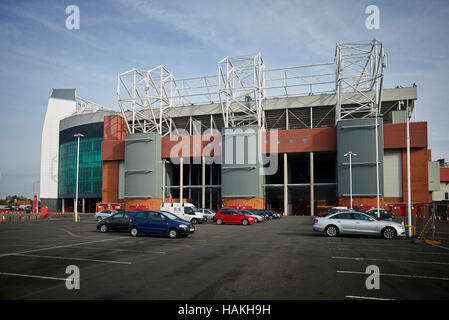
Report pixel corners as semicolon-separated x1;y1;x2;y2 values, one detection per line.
387;203;449;243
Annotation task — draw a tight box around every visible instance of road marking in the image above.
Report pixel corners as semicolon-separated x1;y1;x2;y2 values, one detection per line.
333;256;449;266
79;247;166;254
329;248;449;255
58;228;84;238
12;253;132;265
337;270;449;281
428;243;449;251
345;295;394;300
327;241;414;247
0;272;66;281
0;237;123;258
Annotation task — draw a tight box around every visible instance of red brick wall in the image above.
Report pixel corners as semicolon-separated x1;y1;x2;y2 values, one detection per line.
401;148;432;203
221;198;266;209
102;115;127;203
383;122;427;149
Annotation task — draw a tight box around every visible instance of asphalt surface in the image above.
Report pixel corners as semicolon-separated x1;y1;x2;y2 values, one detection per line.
1;215;449;300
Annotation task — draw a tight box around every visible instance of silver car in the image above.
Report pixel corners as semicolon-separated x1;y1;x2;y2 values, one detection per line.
198;208;216;220
239;210;265;223
313;210;406;239
94;210;117;222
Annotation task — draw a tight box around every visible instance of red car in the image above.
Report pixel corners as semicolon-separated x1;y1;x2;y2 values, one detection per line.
213;209;256;225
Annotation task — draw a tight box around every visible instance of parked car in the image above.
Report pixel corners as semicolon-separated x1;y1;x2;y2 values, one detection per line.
96;211;134;233
313;210;405;239
129;210;195;239
238;209;265;222
94;209;117;222
160;203;206;224
261;209;281;219
249;209;269;219
213;209;256;225
198;208;216;220
365;208;395;220
248;209;268;220
268;210;282;219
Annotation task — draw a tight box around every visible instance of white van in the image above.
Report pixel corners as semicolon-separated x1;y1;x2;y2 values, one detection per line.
160;203;206;224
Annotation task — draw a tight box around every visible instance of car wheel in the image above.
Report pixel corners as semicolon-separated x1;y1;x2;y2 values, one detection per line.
130;227;139;237
100;224;108;233
216;219;223;225
325;225;339;237
97;216;103;222
242;219;249;226
382;227;396;240
168;228;179;239
191;218;198;224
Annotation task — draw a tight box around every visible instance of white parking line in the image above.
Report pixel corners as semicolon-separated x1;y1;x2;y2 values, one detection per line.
79;247;166;254
0;237;123;258
12;253;132;265
345;295;394;300
332;256;449;266
0;272;66;281
429;243;449;251
329;248;449;256
337;270;449;281
327;241;415;247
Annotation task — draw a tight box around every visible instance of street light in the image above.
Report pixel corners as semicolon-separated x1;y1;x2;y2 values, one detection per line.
344;152;358;209
406;99;413;237
74;133;84;222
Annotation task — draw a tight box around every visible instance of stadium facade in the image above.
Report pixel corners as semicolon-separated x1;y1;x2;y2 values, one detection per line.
39;40;436;214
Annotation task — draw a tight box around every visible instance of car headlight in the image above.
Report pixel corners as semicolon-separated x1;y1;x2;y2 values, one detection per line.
179;224;188;229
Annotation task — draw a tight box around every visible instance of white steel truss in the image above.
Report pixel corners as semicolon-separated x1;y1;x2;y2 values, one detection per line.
117;39;389;135
335;39;386;121
74;96;105;115
117;65;184;136
218;53;266;128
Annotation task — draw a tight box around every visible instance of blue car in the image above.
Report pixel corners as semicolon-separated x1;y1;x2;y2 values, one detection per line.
129;210;195;239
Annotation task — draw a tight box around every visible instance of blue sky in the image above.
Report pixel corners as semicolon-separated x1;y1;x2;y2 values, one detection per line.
0;0;448;198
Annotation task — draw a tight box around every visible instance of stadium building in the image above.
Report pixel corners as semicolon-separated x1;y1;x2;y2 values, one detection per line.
39;40;438;214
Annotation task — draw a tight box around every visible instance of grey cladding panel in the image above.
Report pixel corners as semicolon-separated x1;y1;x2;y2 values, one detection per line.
124;133;163;198
51;89;76;101
221;126;265;198
337;118;384;198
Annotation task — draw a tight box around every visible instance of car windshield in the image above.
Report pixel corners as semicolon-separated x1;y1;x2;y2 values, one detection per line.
161;211;184;221
239;210;253;215
184;206;199;214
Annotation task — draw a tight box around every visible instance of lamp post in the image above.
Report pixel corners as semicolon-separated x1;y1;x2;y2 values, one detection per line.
406;100;412;237
74;133;84;222
344;152;358;209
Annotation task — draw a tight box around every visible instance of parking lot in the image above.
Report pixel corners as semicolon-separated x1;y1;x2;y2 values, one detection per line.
1;215;449;299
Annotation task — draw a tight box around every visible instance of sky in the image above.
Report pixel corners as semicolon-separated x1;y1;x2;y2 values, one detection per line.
0;0;448;198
